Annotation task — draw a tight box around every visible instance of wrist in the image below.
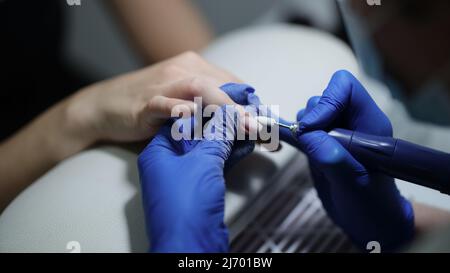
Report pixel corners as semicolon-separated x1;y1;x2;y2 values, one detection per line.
64;87;102;146
148;207;229;253
150;220;229;253
45;89;100;161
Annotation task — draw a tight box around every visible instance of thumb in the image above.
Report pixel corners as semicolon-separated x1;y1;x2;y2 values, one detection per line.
297;130;369;187
138;124;178;169
296;95;321;123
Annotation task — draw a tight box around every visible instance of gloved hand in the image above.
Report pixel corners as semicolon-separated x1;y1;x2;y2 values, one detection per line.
220;83;257;170
138;83;255;252
293;70;415;251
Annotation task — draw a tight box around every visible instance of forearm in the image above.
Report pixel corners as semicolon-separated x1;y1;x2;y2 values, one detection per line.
413;201;450;236
0;53;241;213
110;0;213;62
0;97;95;212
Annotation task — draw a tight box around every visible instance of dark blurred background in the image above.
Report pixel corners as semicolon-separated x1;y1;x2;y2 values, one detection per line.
62;0;341;79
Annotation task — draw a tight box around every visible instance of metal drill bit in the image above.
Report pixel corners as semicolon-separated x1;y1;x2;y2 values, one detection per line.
274;121;291;129
255;116;299;135
275;121;299;134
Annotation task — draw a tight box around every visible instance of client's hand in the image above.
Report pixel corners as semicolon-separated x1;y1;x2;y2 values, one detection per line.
65;51;241;145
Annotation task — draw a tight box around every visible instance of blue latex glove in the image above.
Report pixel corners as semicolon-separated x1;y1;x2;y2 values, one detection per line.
221;83;256;170
292;70;415;251
138;83;255;252
175;83;256;171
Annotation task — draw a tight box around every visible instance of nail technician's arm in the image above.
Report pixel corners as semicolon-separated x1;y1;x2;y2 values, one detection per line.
292;70;413;251
413;202;450;236
110;0;213;62
0;52;239;213
292;70;450;251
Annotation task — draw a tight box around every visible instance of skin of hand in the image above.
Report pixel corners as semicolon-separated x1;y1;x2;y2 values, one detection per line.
67;52;240;143
110;0;213;62
0;52;240;213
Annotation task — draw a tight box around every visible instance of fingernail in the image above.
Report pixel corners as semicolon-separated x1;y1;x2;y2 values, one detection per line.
192;103;198;115
236;104;246;115
247;115;261;134
296;122;305;136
